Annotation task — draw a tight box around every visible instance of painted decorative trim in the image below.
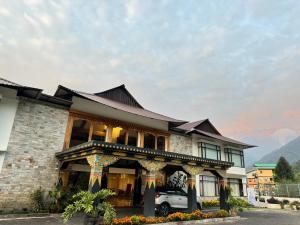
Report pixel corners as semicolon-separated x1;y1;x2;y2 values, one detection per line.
138;159;167;172
183;165;204;175
86;154;119;188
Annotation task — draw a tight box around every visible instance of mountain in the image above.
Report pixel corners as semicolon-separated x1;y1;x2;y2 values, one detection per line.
256;136;300;164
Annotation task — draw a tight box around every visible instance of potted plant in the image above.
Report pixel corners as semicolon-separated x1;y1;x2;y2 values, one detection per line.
62;189;116;225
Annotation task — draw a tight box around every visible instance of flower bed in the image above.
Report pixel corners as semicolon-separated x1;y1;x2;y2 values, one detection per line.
111;210;230;225
202;200;220;208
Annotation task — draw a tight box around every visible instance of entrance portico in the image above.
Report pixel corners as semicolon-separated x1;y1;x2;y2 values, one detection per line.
56;141;233;216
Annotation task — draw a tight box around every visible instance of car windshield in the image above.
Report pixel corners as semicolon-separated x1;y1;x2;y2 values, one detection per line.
156;187;187;195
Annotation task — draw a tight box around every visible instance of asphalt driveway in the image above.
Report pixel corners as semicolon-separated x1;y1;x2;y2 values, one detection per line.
0;209;299;225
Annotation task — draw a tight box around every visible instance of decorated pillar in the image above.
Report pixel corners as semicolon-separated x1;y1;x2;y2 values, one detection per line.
183;165;203;213
138;160;166;217
219;178;230;211
87;154;119;193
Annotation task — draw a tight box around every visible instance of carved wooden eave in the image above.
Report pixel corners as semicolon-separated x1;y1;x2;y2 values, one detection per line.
55;140;233;170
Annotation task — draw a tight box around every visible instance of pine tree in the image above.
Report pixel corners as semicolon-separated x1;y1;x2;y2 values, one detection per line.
275;156;294;182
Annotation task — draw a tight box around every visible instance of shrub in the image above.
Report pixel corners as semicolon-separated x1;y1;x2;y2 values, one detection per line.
290;201;300;210
130;215;140;225
62;189;116;224
167;212;189;221
282;199;289;204
214;210;230;218
112;217;132;225
144;217;166;224
259;197;265;202
227;197;251;212
202;200;220;207
30;187;46;212
189;210;203;220
202;212;215;219
267;197;281;204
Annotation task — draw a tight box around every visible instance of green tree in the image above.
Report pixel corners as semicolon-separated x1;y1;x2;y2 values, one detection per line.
292;160;300;182
275;156;294;182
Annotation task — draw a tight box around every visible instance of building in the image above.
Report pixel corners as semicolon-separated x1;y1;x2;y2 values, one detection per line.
0;77;255;215
246;163;276;196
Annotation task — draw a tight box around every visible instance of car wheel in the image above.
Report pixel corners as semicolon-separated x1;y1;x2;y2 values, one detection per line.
159;203;170;216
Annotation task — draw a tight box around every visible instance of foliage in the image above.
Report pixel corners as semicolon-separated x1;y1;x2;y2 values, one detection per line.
267;197;281;204
227;197;251;212
166;171;187;190
275;157;294;182
202;199;220;207
214;210;230;218
189;210;203;220
62;189;116;224
258;197;265;202
112;210;232;225
282;199;289;204
292;160;300;182
48;184;81;213
167;212;190;221
290;201;300;210
30;187;46;212
112;216;132;225
111;216;167;225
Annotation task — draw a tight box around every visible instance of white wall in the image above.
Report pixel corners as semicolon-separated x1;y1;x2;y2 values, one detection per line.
0;90;19;173
190;134;247;197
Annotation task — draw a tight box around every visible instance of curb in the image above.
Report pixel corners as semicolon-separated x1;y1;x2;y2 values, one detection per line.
148;216;242;225
0;213;50;219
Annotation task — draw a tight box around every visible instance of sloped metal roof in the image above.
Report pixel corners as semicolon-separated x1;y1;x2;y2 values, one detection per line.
55;85;186;123
190;129;256;148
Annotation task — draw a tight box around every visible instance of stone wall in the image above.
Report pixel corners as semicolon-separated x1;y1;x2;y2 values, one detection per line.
169;133;192;155
0;99;69;211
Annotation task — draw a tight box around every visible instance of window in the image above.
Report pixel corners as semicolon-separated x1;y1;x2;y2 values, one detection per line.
157;136;166;151
70;119;91;147
144;133;155;149
228;178;243;197
225;148;244;168
111;127;126;144
91;122;107;141
199;176;219;197
198;142;221;160
127;129;138;146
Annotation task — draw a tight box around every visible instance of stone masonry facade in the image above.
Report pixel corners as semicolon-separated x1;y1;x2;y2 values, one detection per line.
0;99;69;211
169;133;192;155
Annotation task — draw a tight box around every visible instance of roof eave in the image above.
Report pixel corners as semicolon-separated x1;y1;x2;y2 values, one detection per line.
188;129;256;149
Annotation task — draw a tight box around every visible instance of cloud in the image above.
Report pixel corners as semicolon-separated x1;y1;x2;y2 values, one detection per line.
0;7;10;16
0;0;300;161
125;0;140;21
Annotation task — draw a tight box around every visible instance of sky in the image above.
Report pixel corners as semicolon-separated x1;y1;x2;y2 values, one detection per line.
1;0;300;166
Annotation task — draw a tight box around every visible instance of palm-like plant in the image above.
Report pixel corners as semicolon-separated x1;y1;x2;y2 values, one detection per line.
62;189;116;225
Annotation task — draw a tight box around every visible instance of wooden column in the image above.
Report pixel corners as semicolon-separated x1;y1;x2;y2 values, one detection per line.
183;165;203;213
187;174;197;212
88;122;94;141
106;125;113;142
138;160;166;217
144;170;156;217
63;116;74;149
87;154;119;193
219;178;230;211
59;171;70;188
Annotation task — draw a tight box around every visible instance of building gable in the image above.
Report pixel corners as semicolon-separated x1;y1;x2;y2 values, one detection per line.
194;120;221;135
94;84;143;109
